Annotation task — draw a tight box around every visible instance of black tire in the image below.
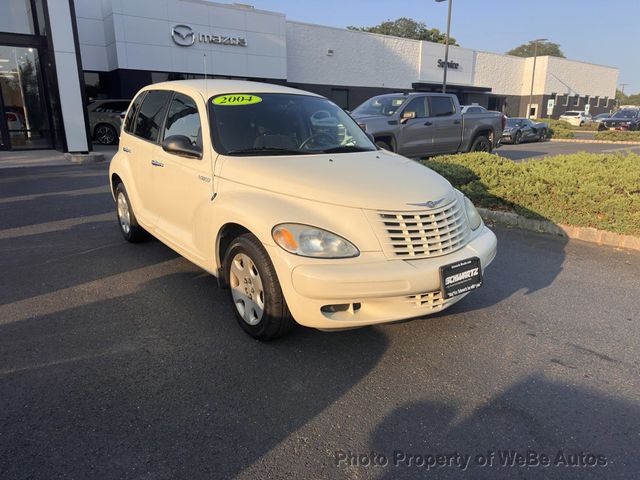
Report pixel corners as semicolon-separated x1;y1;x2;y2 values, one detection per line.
224;233;295;340
375;140;393;152
538;129;547;142
95;123;118;145
115;183;149;243
470;135;492;152
513;131;522;145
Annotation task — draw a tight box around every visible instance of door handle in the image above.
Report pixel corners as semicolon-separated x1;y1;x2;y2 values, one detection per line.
151;160;164;167
424;121;433;126
122;146;131;153
453;120;461;125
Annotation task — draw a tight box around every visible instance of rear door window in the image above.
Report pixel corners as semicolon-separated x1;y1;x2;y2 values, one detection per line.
123;93;145;134
133;90;172;142
429;97;456;117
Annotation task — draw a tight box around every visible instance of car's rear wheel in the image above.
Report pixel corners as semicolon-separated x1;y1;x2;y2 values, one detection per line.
224;233;295;340
538;129;547;142
95;124;118;145
470;135;492;152
115;183;148;242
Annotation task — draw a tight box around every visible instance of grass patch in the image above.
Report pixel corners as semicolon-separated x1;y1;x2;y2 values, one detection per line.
594;130;640;142
422;152;640;235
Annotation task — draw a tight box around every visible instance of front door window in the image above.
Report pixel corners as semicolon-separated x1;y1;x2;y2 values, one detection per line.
0;45;52;149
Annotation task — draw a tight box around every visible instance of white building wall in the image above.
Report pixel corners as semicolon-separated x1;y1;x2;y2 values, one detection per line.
474;51;526;96
542;56;618;98
73;1;619;101
48;0;90;152
419;43;475;86
286;21;419;89
76;0;287;79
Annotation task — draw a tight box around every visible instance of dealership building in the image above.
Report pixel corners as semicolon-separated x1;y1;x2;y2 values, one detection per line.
0;0;619;152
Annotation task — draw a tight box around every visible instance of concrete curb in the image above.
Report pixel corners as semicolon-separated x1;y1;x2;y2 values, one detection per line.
478;208;640;252
64;152;105;164
550;138;640;145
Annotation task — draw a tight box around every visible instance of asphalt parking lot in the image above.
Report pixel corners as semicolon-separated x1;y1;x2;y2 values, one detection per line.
497;139;640;161
1;161;639;479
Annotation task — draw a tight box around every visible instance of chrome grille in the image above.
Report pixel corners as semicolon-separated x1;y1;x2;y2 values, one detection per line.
372;198;470;259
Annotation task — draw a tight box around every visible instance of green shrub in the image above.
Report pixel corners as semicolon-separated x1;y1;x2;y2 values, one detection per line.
422;152;640;235
549;127;575;139
534;118;572;130
594;130;640;142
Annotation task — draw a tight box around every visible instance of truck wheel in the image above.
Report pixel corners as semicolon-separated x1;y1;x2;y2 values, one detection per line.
375;140;393;152
224;233;295;340
115;183;149;243
470;135;492;152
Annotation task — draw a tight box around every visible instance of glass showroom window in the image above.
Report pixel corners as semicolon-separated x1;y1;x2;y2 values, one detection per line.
0;45;52;149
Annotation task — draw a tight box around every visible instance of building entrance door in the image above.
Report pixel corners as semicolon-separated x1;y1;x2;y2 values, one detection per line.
0;45;52;149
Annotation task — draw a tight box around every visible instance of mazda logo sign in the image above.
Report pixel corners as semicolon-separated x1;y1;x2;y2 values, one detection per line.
171;24;195;46
170;24;247;47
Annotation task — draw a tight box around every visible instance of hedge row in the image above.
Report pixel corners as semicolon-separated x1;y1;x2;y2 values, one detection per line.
422;152;640;235
593;130;640;142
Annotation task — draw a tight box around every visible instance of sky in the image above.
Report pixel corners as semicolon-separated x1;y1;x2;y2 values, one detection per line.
244;0;640;94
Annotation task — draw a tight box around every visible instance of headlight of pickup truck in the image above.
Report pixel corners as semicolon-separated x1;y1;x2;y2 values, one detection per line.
463;196;482;231
272;223;360;258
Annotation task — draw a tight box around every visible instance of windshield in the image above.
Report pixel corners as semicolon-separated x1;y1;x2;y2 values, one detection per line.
209;93;376;156
612;110;637;119
506;119;524;127
562;112;580;117
352;95;407;117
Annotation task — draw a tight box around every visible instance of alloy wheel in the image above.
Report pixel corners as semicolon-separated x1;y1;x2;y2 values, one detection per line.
117;192;131;235
229;253;265;326
96;125;116;144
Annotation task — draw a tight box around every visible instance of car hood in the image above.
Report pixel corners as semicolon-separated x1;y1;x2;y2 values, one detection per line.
219;150;455;211
350;113;388;122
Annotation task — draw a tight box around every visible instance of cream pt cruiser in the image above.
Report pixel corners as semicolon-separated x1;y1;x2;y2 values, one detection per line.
110;80;497;339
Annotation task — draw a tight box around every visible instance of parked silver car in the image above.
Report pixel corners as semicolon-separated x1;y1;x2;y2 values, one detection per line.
87;99;131;144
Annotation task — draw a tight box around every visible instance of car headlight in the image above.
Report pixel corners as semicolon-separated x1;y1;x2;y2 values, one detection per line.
463;196;482;231
272;223;359;258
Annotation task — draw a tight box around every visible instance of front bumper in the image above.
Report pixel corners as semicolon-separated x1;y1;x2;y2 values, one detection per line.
267;225;497;329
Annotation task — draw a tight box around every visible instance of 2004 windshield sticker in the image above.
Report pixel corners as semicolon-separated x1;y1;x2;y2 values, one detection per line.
213;94;262;106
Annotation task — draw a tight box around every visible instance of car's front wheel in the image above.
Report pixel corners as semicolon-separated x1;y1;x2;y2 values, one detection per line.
224;233;295;340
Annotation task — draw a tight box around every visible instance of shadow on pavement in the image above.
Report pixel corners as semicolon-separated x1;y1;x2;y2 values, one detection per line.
366;375;639;479
0;270;389;479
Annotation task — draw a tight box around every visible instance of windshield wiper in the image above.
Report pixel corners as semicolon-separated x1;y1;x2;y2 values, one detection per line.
225;147;305;156
320;145;375;154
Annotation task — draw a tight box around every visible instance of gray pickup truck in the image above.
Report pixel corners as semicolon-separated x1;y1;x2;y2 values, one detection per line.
351;92;504;156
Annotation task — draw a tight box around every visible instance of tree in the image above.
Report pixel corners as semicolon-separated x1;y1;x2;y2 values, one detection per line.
506;41;565;58
347;17;458;46
616;89;640;106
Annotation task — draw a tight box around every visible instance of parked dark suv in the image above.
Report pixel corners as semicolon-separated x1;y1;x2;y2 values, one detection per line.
599;109;640;131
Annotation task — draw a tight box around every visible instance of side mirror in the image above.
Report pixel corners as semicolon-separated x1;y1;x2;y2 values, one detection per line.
162;135;202;159
400;111;416;124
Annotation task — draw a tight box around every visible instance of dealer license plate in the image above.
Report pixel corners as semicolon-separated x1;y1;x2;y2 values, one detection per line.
440;257;483;299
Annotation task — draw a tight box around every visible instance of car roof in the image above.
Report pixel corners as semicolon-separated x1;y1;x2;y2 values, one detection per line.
140;79;323;99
